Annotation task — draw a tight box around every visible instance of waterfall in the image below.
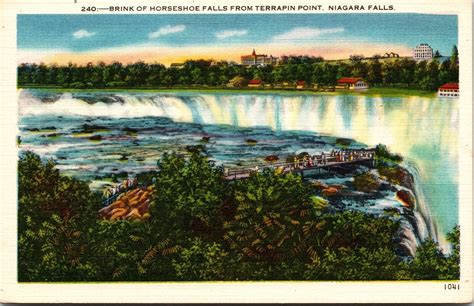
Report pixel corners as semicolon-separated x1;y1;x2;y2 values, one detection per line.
399;221;420;257
403;161;451;254
19;89;458;254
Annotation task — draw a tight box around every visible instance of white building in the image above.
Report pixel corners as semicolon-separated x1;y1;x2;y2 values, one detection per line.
336;77;369;90
241;49;278;66
413;43;433;61
438;83;459;98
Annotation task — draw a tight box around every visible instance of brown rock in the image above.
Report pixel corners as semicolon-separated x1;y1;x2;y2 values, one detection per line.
330;184;345;190
396;190;415;209
98;205;114;216
110;207;128;216
111;200;126;209
322;187;339;197
129;195;140;204
137;200;150;215
129;200;139;207
124;208;141;220
264;155;279;162
138;192;149;203
110;208;129;220
128;189;140;197
313;180;329;190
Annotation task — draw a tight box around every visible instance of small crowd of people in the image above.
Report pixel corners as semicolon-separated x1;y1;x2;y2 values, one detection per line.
102;177;138;199
224;149;375;178
291;149;374;169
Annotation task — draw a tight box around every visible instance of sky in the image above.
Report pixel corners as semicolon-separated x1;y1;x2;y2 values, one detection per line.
17;14;458;66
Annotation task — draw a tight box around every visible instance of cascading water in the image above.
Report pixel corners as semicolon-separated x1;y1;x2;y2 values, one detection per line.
19;89;458;254
399;221;420;257
403;161;451;253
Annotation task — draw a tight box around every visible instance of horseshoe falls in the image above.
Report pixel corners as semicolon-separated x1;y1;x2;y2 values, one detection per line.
19;90;459;251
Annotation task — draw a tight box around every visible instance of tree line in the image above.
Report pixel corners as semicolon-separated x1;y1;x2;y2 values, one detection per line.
18;46;458;91
19;150;459;281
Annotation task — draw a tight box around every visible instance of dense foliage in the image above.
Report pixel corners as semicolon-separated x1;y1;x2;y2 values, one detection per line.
18;46;458;91
18;151;460;281
18;152;100;281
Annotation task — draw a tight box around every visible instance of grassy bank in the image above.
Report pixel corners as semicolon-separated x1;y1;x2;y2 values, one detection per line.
19;85;436;98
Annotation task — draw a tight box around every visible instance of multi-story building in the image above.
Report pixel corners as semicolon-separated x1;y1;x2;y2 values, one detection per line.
413;43;433;61
438;83;459;98
241;49;279;66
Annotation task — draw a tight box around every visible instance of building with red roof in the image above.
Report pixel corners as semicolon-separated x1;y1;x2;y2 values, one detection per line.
296;80;306;89
336;77;369;90
438;83;459;98
248;79;263;87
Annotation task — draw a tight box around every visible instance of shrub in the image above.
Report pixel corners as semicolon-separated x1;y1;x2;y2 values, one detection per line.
353;171;380;192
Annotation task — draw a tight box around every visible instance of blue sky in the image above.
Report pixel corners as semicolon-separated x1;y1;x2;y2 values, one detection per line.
17;14;458;65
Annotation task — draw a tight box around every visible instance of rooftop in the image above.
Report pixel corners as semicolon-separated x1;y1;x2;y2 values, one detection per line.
248;79;262;85
337;77;363;84
438;83;459;90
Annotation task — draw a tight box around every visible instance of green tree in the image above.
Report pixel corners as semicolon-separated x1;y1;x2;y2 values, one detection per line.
382;60;401;85
399;58;416;86
32;63;48;84
438;59;452;85
224;170;323;262
172;238;228;280
442;226;460;279
405;226;460;280
322;62;338;85
18;152;99;281
420;60;440;91
18;63;34;84
367;58;383;85
407;239;446;279
228;75;247;87
150;151;227;241
125;61;149;86
449;45;459;82
305;247;402;280
414;60;428;88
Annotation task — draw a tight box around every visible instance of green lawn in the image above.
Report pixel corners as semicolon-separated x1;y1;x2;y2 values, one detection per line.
362;87;436;97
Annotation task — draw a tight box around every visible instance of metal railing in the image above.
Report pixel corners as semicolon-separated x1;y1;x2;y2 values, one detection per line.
224;149;375;180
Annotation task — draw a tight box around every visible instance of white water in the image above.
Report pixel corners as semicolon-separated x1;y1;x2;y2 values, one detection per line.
19;90;459;252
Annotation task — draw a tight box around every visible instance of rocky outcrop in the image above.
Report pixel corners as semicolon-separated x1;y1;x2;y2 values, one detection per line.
89;135;102;141
377;165;415;190
99;186;154;221
264;155;279;162
396;189;416;209
322;187;339;197
312;180;329;190
353;172;381;193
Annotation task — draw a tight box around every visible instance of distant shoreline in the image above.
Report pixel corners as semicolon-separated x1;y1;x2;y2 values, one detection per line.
18;86;436;98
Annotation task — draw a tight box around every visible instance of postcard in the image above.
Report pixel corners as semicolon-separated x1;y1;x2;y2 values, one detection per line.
0;0;472;303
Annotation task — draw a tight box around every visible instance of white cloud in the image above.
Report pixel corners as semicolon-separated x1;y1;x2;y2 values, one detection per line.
273;27;344;41
215;29;248;39
73;29;96;39
148;25;186;39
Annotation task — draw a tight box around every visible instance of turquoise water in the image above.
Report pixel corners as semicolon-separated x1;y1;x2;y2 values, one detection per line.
19;90;458;243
